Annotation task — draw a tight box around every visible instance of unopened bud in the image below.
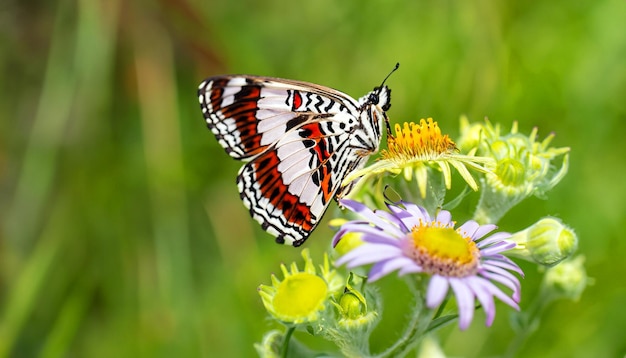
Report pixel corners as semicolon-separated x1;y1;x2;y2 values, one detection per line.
338;290;366;319
542;255;588;301
333;273;379;330
508;217;577;267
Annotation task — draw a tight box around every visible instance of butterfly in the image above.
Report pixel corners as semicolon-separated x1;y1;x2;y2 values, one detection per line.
198;64;398;246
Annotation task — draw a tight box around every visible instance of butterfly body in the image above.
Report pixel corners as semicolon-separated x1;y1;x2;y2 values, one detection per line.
198;75;391;246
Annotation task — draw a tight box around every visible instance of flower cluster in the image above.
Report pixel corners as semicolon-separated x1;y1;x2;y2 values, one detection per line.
255;117;583;358
458;118;570;224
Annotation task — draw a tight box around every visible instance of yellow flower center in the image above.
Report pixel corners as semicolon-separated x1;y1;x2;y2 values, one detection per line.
272;273;327;321
381;119;457;163
405;223;480;277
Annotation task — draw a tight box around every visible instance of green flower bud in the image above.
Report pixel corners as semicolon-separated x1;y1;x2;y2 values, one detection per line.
338;290;366;319
468;120;570;224
508;217;578;267
494;156;526;187
332;273;379;330
542;256;589;301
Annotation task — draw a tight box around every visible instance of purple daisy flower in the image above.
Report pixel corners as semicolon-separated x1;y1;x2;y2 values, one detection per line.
334;199;523;330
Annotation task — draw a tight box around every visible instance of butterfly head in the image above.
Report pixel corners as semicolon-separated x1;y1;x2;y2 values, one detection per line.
365;62;398;113
368;85;392;112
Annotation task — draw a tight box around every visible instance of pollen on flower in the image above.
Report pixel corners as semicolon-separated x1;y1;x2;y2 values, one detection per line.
341;118;492;199
405;223;480;277
381;119;457;163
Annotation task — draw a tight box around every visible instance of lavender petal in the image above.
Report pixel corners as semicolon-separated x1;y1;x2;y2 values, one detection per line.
426;275;449;308
435;210;452;225
466;276;496;326
475;232;512;247
449;278;476;330
368;257;414;282
458;220;480;238
472;224;498;240
336;244;401;267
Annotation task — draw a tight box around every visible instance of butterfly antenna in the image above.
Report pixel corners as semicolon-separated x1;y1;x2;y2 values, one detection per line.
379;62;400;90
379;63;399;136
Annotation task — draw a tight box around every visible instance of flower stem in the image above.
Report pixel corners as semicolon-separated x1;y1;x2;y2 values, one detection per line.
281;326;295;358
431;297;449;320
374;277;431;357
504;289;551;357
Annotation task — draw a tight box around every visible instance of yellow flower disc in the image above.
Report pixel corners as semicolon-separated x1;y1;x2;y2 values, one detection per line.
272;273;328;321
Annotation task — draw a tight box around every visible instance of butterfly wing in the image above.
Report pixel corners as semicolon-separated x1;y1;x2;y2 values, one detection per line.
198;76;361;160
198;75;386;246
238;113;375;246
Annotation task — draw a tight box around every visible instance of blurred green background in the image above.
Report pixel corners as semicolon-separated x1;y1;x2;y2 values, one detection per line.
1;0;625;357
